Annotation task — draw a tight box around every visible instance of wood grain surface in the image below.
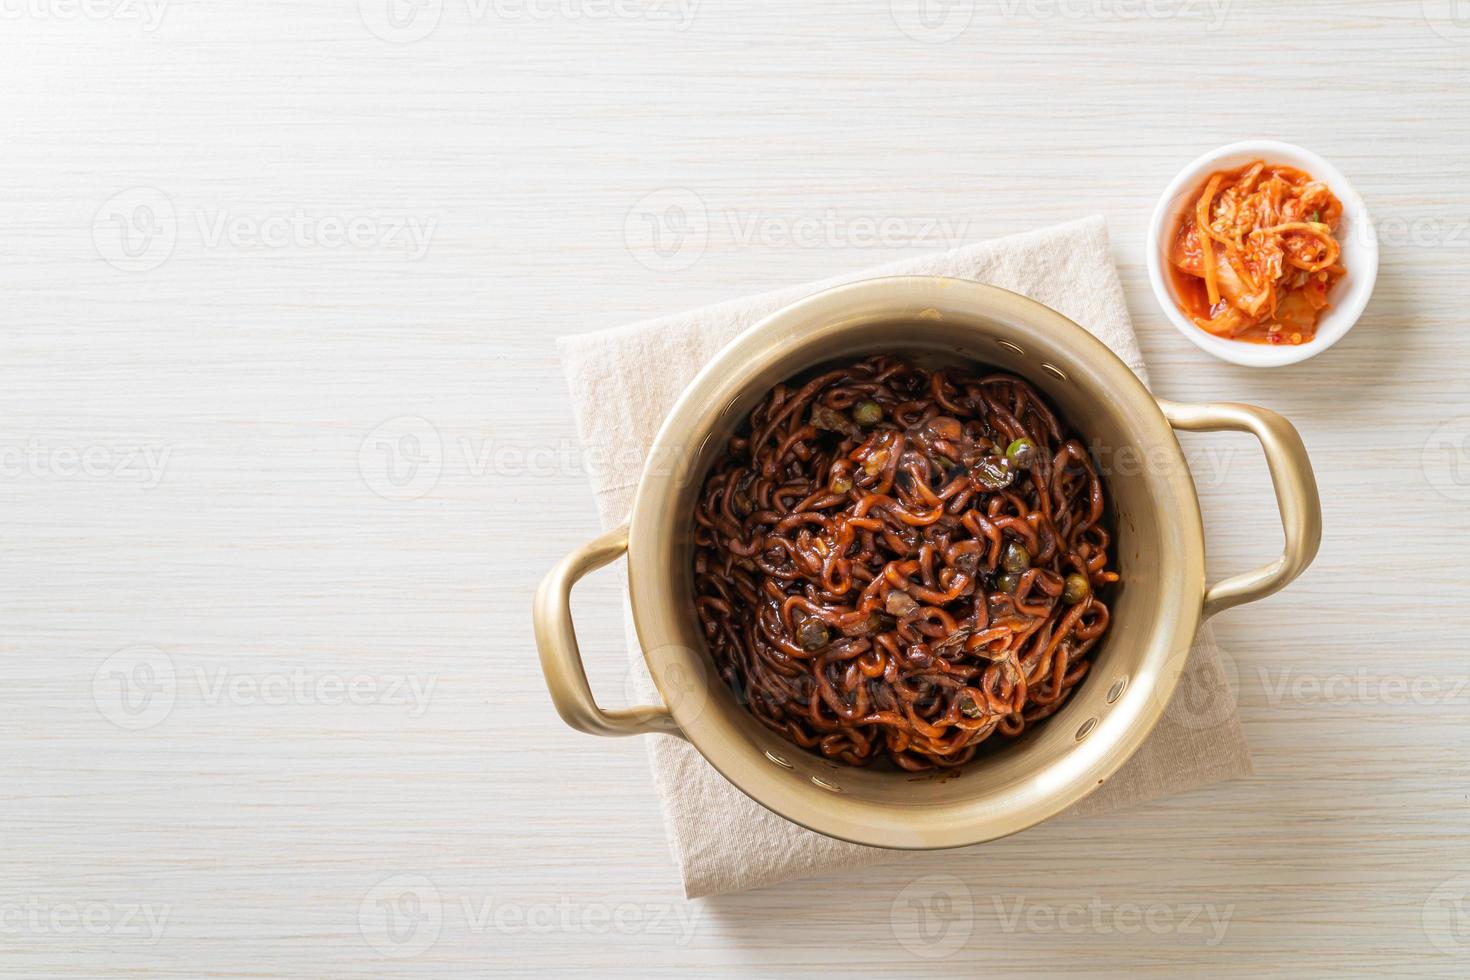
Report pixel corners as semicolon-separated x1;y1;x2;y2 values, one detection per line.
3;1;1469;975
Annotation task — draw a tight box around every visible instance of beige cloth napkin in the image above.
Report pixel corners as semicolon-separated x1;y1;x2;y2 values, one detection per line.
557;216;1252;899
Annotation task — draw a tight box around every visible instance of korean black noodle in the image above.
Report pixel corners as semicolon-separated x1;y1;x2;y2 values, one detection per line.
692;354;1117;771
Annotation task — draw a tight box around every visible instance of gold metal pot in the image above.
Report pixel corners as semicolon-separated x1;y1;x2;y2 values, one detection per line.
535;277;1320;850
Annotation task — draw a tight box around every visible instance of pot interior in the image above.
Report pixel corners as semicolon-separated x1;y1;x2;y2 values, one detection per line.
629;279;1204;848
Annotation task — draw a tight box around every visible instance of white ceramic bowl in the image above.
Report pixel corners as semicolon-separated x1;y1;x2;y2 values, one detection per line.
1146;139;1377;368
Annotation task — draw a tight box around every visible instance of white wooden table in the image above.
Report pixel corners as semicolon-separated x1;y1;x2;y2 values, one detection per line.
4;1;1469;975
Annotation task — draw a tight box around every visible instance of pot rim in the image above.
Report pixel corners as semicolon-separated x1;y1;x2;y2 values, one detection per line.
624;276;1206;849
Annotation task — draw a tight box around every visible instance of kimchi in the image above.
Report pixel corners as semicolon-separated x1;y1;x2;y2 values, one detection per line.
1169;161;1345;345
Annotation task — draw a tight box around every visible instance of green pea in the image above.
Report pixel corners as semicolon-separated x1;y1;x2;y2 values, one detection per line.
995;571;1021;594
1006;437;1038;469
853;400;883;427
1001;541;1031;574
1063;573;1091;604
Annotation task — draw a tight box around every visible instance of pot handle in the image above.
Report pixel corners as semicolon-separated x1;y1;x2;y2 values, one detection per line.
533;524;683;738
1158;400;1322;621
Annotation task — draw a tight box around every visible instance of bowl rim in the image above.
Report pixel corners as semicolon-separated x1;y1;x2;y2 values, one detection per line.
1145;138;1379;368
623;276;1207;850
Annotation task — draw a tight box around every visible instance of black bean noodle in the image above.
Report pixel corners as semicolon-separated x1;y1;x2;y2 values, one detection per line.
691;355;1118;771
